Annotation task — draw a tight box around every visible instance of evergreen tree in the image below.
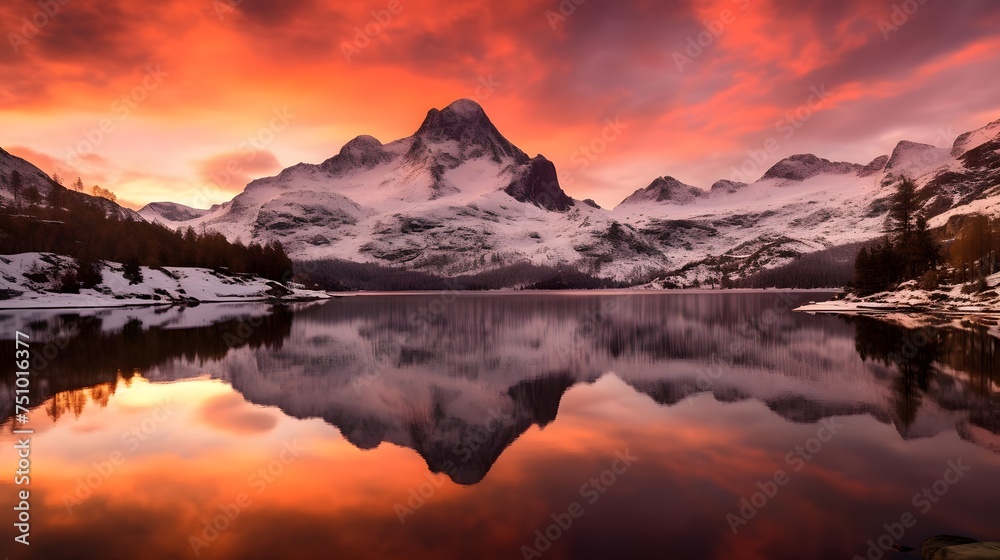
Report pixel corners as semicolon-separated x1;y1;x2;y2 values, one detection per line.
122;257;143;285
889;177;918;242
76;255;103;289
47;179;65;209
853;237;900;295
853;178;940;294
23;184;41;208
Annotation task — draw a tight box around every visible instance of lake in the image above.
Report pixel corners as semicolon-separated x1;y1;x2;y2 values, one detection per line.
1;292;998;560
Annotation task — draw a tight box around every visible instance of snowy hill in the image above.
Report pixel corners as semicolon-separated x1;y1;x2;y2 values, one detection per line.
0;252;329;308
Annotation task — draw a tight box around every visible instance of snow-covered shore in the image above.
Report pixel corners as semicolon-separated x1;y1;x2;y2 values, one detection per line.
795;272;1000;341
796;271;1000;315
0;252;331;309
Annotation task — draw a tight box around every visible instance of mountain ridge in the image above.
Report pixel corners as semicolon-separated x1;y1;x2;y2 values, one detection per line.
5;99;1000;289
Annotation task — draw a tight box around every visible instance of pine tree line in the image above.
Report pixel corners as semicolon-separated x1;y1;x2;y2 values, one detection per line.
0;179;293;283
852;177;967;295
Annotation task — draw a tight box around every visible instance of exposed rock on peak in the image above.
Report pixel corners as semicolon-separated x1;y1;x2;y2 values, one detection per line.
761;154;861;182
504;155;574;211
320;134;392;174
415;99;526;163
859;155;889;177
342;134;383;152
951;117;1000;157
710;179;747;194
618;176;705;207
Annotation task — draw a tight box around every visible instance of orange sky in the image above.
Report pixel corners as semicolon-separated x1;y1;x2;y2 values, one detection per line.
2;0;999;209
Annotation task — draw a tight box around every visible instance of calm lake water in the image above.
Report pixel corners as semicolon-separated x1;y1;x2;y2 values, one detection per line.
1;292;998;560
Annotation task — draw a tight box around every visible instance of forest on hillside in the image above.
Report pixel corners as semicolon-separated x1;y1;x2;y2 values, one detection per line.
0;172;293;288
850;177;1000;295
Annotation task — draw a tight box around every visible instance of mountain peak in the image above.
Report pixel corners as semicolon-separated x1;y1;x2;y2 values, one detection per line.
321;134;392;174
442;98;487;118
951;118;1000;157
417;99;490;137
414;99;526;163
885;140;949;177
503;155;574;212
342;134;382;151
710;179;747;194
618;176;705;207
761;153;862;182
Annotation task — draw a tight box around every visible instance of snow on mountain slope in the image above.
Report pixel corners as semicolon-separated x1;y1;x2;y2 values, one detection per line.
138;105;1000;286
141;99;657;279
612;118;1000;286
613;165;887;284
952;118;1000;157
139;201;214;222
0;252;329;308
883;140;952;181
618;176;706;205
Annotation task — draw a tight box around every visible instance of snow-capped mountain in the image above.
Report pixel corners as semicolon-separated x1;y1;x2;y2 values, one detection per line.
613;118;1000;285
127;109;1000;286
139;100;665;280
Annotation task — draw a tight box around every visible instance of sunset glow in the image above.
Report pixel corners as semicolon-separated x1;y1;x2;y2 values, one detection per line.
2;0;998;209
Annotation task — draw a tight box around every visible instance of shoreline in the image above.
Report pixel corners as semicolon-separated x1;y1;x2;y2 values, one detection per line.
0;294;334;311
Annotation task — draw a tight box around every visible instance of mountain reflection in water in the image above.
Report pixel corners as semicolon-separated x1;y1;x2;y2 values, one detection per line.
0;293;998;560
